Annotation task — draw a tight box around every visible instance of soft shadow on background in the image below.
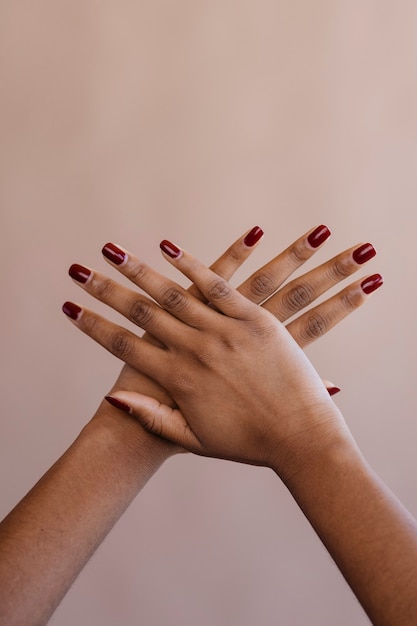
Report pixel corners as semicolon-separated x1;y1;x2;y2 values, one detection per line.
1;2;417;625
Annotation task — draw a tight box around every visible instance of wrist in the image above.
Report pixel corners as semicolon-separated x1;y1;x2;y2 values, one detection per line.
84;399;177;478
89;362;181;470
270;404;357;486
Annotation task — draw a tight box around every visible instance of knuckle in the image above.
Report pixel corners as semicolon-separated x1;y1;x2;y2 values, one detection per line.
249;319;276;339
249;272;275;299
110;330;135;359
95;278;114;300
170;369;196;397
188;336;217;367
207;279;231;301
224;245;242;264
80;313;99;335
301;312;329;341
128;262;148;284
190;348;214;368
288;243;310;265
189;333;234;367
161;287;188;312
128;299;154;326
144;410;162;436
328;258;353;281
282;283;314;314
218;331;238;350
341;289;363;311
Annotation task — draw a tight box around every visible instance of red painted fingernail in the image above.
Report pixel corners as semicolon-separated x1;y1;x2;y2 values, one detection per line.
105;396;132;414
62;301;82;320
328;386;341;396
361;273;383;295
244;226;264;247
102;243;127;265
160;240;182;259
352;243;376;265
69;263;92;284
307;225;331;248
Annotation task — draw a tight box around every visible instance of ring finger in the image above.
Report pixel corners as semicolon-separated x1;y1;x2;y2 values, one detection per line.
61;302;170;381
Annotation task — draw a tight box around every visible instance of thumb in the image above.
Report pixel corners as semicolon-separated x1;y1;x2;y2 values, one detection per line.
105;392;203;452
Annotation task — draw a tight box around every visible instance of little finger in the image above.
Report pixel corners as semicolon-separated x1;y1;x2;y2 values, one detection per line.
62;301;172;384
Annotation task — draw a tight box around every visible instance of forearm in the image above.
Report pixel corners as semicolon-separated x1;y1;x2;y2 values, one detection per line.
281;426;417;626
0;402;172;626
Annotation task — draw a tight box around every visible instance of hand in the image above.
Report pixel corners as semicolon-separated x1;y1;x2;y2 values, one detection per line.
89;226;268;458
64;233;382;475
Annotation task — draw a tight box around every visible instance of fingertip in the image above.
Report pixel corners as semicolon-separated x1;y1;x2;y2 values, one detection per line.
307;225;332;249
102;242;128;266
68;264;93;285
62;301;83;321
243;226;264;248
160;240;183;259
352;243;377;265
361;273;384;295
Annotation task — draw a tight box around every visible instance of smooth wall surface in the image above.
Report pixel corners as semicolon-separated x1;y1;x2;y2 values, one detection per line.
1;2;417;624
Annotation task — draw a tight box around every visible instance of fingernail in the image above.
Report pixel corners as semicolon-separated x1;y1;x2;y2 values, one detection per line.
244;226;264;247
361;273;383;295
328;386;341;396
62;301;82;320
160;240;182;259
352;243;376;265
307;225;331;249
105;396;132;414
69;263;92;284
102;243;127;266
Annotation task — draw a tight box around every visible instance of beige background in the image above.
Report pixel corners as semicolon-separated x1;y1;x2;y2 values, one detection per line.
1;2;417;624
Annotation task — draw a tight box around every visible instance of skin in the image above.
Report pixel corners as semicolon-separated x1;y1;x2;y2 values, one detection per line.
64;239;417;625
64;233;380;472
0;226;380;626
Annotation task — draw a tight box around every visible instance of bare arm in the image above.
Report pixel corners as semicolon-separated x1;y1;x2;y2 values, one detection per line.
284;435;417;626
68;239;417;625
0;226;268;626
0;226;381;625
0;403;169;626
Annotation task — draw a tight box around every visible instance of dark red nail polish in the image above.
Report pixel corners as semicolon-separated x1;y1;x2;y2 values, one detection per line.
328;386;341;396
160;240;182;258
62;301;82;320
105;396;131;414
352;243;376;265
69;264;91;284
361;273;383;295
307;225;331;248
102;243;127;265
244;226;264;247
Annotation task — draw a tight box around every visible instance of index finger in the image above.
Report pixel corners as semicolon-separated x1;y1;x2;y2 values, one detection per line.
160;240;258;320
187;225;264;301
